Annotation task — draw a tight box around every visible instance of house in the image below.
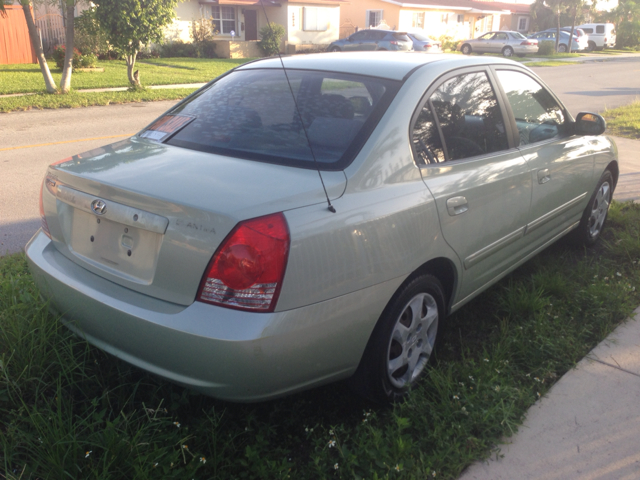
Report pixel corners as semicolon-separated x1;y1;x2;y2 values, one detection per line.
477;0;533;33
338;0;513;42
0;4;36;64
170;0;348;58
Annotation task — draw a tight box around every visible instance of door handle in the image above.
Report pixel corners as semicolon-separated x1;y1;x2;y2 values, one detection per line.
446;196;468;216
538;168;551;184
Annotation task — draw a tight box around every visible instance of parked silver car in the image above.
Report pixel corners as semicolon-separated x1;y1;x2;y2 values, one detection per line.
28;53;617;403
459;30;539;57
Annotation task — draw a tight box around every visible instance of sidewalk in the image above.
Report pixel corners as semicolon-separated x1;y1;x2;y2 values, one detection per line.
458;135;640;479
522;52;640;64
459;307;640;480
0;82;206;99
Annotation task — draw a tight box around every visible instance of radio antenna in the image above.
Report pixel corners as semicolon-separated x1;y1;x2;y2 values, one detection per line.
258;0;336;213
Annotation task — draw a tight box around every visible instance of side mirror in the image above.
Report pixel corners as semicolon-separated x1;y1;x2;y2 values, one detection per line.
575;112;606;136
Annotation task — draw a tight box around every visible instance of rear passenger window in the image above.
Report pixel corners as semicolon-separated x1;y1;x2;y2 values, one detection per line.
596;25;605;33
496;70;566;145
412;72;508;163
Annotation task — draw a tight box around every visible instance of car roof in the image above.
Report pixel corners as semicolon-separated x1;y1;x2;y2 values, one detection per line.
237;52;523;82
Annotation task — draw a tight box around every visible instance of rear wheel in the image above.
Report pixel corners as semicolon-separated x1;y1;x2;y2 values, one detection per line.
558;44;568;53
350;275;445;404
571;170;613;246
502;46;514;57
461;44;472;55
587;41;596;52
329;46;341;52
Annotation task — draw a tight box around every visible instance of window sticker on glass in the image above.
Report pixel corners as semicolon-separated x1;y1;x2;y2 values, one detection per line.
140;115;196;142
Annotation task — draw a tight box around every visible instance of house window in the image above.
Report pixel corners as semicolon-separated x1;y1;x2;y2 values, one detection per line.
211;6;236;35
303;7;329;31
457;14;464;23
412;12;425;29
518;16;529;31
366;9;383;28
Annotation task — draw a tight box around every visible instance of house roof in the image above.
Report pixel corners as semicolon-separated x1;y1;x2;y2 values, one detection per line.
381;0;511;13
474;0;531;14
198;0;348;5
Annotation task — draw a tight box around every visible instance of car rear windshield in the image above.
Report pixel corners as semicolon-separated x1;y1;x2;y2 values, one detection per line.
510;32;527;39
153;69;399;170
393;33;411;42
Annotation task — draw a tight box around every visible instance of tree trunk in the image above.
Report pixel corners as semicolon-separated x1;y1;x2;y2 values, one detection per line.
126;53;140;87
555;5;561;52
60;1;75;94
21;2;57;93
568;7;577;53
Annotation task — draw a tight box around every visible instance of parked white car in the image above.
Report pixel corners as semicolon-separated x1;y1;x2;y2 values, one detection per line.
577;23;617;50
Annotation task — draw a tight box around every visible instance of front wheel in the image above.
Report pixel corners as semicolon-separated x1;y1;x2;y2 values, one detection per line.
571;170;614;246
502;46;514;57
461;44;472;55
350;275;445;403
558;44;568;53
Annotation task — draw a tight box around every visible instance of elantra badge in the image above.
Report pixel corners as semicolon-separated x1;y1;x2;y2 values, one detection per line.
91;199;107;215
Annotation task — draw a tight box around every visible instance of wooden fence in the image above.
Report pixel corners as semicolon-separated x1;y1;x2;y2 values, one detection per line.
35;13;65;54
0;5;36;64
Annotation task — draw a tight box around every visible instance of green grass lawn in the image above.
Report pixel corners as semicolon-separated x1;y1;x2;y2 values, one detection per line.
0;57;251;95
2;201;639;479
603;100;640;139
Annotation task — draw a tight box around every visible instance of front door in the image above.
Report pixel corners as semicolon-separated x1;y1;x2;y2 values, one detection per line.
244;10;257;41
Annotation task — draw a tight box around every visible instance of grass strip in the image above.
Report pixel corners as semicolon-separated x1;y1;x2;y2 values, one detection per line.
603;100;640;139
1;201;639;479
0;58;250;95
525;60;577;67
0;88;198;113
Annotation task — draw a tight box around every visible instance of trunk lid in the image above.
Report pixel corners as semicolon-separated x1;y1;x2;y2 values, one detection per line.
44;137;346;305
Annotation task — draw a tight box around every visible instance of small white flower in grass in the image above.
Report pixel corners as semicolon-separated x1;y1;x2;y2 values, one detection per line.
526;373;530;377
329;430;334;436
537;392;541;398
200;456;206;464
334;463;339;470
85;450;92;458
617;272;622;277
432;470;437;477
453;395;459;400
495;369;500;374
182;445;188;450
245;427;249;431
604;277;609;281
459;382;465;387
362;419;368;423
594;275;598;278
534;377;541;382
153;463;158;468
554;316;558;319
395;464;401;472
633;287;636;292
305;427;309;432
173;422;181;428
483;358;489;362
328;440;336;448
469;375;474;381
494;386;500;392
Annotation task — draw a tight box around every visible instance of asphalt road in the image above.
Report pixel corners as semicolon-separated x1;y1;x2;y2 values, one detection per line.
1;57;639;255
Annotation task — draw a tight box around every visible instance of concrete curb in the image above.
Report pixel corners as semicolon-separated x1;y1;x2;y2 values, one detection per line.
0;83;206;99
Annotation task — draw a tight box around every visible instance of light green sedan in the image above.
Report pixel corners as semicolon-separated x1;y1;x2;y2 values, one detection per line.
27;53;617;403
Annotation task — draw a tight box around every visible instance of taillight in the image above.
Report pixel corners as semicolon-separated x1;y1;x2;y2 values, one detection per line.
521;40;536;45
197;213;290;312
390;40;399;45
39;179;51;238
604;37;607;42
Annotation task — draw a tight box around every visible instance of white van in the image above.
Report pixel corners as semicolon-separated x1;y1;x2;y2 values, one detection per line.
577;23;616;50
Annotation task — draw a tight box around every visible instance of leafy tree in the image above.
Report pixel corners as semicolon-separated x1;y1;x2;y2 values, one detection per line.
259;22;285;56
601;0;640;47
94;0;180;87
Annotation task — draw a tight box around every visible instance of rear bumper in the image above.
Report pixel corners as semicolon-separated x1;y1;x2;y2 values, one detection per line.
514;45;538;54
26;230;402;402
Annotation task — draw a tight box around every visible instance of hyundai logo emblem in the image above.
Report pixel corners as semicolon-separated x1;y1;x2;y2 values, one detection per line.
91;199;107;215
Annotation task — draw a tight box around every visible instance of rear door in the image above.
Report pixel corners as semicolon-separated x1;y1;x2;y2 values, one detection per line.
492;67;595;245
412;67;532;302
489;32;509;52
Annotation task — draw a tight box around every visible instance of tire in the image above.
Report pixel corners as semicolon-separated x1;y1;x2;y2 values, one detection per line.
502;46;514;57
587;41;596;52
461;44;472;55
571;170;614;246
350;274;445;404
329;46;341;52
558;44;568;53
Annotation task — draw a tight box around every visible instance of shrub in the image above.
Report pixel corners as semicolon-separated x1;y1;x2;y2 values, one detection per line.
79;53;98;68
191;18;218;58
537;40;555;55
52;45;82;69
259;22;285;56
439;34;457;52
160;40;199;57
74;9;113;58
616;21;640;48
